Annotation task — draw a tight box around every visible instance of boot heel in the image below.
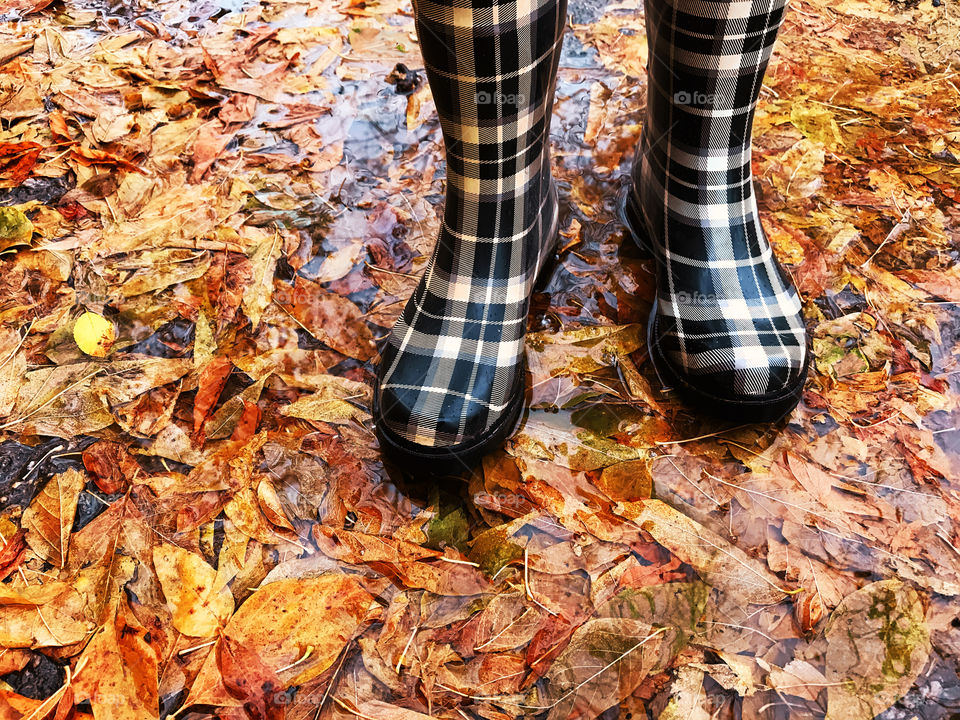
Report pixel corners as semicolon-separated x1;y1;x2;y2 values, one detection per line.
533;251;558;293
620;187;656;258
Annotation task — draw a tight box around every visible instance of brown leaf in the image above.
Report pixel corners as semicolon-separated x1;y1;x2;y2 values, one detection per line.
824;579;930;719
618;499;790;604
191;119;236;182
82;441;140;494
218;634;286;720
256;478;294;531
220;94;258;124
277;276;376;361
313;527;442;564
22;468;86;568
48;110;71;141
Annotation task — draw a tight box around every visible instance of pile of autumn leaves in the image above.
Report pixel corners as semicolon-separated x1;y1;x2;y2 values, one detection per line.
0;434;937;719
0;465;374;719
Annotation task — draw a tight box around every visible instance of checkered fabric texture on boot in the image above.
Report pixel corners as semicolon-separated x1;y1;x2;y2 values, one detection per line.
629;0;809;400
374;0;566;449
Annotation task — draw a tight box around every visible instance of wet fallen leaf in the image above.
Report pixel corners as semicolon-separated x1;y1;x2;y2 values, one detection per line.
824;579;931;719
184;575;374;709
73;311;116;357
153;543;235;637
22;468;86;568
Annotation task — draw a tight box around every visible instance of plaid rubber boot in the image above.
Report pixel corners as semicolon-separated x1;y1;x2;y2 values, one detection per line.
372;0;566;468
623;0;810;422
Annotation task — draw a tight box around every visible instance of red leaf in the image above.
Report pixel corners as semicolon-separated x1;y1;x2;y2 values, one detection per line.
193;356;233;439
229;399;262;443
0;530;27;582
82;440;141;494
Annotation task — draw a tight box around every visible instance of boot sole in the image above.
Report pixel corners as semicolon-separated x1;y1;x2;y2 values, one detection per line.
621;185;811;424
372;366;527;475
372;201;561;474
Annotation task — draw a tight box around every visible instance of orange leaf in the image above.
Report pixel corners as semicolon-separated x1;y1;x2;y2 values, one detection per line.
183;575;373;711
71;146;145;174
81;440;140;494
228;398;261;443
0;529;27;582
193;356;233;437
49;110;71;142
22;468;86;568
0;141;43;185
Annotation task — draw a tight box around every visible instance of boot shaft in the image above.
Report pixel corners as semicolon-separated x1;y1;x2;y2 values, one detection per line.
635;0;788;239
412;0;567;230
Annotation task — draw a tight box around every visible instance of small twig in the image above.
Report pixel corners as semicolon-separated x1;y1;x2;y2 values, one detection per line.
178;639;217;656
395;623;420;673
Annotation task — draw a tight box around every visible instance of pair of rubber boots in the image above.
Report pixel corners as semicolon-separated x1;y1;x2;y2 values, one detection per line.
372;0;811;471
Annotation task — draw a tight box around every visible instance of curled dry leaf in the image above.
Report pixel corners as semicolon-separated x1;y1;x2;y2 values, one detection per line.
257;477;295;530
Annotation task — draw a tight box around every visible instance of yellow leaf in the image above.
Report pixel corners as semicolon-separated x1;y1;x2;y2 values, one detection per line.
184;575;374;710
153;544;234;637
73;311;116;357
242;230;282;330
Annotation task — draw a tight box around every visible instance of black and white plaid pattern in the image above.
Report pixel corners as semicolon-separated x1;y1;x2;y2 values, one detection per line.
629;0;808;397
374;0;566;447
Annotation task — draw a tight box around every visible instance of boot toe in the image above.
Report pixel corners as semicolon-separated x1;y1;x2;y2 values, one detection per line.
648;304;810;421
374;353;521;451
